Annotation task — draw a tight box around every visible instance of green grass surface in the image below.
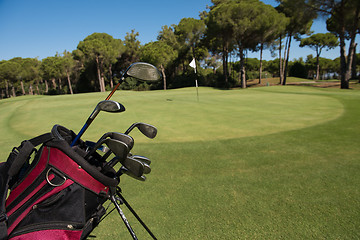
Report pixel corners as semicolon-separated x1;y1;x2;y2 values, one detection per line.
1;86;359;239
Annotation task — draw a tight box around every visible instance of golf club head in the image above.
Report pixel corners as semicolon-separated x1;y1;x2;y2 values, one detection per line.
102;132;134;150
127;156;150;174
132;155;151;165
90;100;125;119
125;62;161;82
118;166;146;182
121;156;145;177
125;122;157;139
103;138;129;160
142;162;151;174
71;100;126;147
98;100;125;113
85;137;128;160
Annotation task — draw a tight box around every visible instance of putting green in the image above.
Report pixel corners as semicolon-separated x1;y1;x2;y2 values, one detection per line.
143;87;344;142
1;87;344;147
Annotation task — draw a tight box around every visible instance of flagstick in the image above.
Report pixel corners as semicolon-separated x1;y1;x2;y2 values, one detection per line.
190;58;199;102
195;67;199;102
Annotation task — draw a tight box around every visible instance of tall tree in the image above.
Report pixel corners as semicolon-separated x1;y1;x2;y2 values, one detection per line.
0;60;21;97
41;56;62;92
0;61;6;98
19;58;41;95
157;25;182;77
300;33;339;80
61;51;76;94
158;25;179;49
226;0;264;88
104;39;123;89
175;18;207;71
118;30;141;70
4;58;40;96
205;1;235;83
318;0;359;88
277;0;317;85
10;58;27;95
256;3;288;84
77;33;120;92
141;41;176;90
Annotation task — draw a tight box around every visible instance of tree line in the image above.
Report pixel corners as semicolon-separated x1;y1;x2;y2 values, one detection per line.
0;0;359;98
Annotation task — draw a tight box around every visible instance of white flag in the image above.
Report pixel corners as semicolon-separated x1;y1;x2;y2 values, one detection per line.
189;58;196;69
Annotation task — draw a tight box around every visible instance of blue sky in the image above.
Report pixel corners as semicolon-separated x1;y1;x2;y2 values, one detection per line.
0;0;358;62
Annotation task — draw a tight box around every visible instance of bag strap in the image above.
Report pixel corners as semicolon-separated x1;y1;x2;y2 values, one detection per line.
0;132;53;240
7;133;53;177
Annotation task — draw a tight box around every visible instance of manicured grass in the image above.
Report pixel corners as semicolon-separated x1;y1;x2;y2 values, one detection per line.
0;86;359;239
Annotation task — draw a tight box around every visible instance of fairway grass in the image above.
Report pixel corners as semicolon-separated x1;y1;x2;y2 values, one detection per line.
0;86;359;239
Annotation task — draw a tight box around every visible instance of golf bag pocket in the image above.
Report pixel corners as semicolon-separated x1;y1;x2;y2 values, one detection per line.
7;182;85;240
5;148;87;239
3;127;113;240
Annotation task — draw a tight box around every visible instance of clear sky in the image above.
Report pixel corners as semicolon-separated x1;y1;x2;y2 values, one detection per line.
0;0;358;62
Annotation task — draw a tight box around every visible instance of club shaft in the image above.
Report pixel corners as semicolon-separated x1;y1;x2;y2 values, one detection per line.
105;82;120;100
72;78;124;147
71;109;99;146
70;123;88;146
106;77;124;100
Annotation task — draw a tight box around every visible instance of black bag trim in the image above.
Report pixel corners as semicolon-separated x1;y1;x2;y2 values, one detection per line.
49;125;119;187
45;141;118;187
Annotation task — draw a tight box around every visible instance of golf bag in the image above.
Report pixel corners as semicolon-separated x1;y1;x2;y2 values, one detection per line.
0;125;119;240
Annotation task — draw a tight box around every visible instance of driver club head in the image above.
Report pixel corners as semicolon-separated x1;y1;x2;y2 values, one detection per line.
125;62;162;82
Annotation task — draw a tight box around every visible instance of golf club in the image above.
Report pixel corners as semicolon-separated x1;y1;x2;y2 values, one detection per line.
107;155;150;177
72;63;160;147
71;100;125;146
142;162;151;174
125;122;157;139
85;138;129;161
96;132;134;150
120;156;145;177
131;155;151;165
117;166;146;182
105;62;162;101
93;132;134;162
